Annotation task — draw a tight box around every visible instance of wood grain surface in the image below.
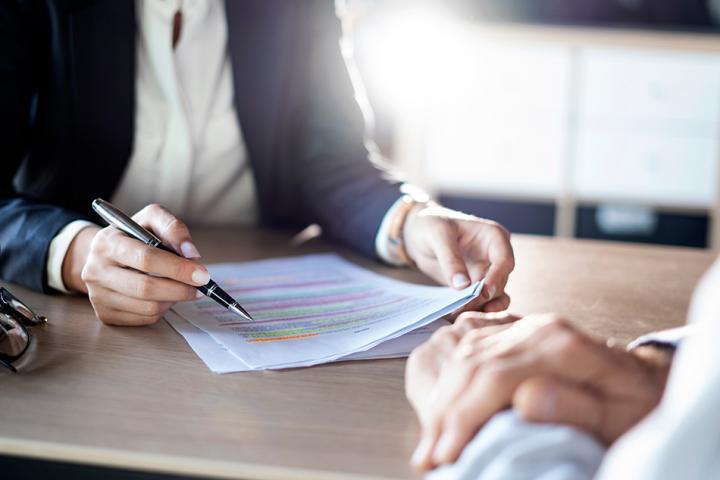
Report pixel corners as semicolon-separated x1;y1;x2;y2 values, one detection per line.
0;228;715;479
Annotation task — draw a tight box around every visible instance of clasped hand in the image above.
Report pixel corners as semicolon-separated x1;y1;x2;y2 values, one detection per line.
406;312;671;471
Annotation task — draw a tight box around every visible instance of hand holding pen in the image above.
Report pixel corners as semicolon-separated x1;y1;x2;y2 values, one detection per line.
70;201;251;326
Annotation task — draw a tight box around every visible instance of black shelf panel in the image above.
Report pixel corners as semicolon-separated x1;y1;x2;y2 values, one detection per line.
448;0;720;32
439;195;557;236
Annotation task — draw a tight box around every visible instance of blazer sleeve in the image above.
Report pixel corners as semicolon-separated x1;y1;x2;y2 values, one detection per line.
286;1;403;258
0;1;86;292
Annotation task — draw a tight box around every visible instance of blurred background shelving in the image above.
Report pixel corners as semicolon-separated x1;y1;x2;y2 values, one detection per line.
339;0;720;249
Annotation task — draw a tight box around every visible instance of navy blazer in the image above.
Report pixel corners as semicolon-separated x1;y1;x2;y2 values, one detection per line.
0;0;401;292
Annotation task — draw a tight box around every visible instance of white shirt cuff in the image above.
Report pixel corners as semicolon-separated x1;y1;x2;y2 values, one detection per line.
46;220;97;293
627;325;695;351
374;197;407;266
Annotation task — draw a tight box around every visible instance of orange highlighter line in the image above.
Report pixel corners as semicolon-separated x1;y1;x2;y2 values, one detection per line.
248;333;320;343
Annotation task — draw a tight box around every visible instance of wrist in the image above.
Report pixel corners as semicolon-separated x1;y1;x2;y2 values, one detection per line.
401;203;427;255
62;226;100;294
631;345;673;390
388;196;429;267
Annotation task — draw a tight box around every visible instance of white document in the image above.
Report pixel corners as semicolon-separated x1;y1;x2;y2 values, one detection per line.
169;254;481;372
166;311;450;373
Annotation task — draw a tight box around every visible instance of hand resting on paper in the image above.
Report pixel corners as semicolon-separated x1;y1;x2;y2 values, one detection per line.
62;204;209;326
405;311;672;471
403;204;514;312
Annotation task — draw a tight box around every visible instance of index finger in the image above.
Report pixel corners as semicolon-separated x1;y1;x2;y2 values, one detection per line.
110;234;210;287
482;230;515;301
132;204;200;259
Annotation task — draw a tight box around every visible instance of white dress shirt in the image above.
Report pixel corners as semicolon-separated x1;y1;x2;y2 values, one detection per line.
596;257;720;480
46;0;402;293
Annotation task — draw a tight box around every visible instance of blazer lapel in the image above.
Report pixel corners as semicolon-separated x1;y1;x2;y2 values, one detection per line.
224;0;298;218
65;0;136;211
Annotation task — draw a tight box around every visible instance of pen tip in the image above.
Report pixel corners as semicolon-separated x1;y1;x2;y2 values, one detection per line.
229;303;254;321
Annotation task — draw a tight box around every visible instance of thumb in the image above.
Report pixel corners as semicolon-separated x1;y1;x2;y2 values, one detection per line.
513;377;604;438
430;223;470;290
133;204;200;259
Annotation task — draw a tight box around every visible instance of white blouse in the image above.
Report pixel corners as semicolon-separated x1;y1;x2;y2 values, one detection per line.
45;0;401;293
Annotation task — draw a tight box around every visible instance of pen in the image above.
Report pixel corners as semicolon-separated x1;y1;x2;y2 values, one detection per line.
91;198;254;321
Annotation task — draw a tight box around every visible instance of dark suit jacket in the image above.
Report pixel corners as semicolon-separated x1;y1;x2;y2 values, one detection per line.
0;0;401;292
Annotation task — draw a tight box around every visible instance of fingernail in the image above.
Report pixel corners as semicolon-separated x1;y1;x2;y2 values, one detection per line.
181;241;201;259
483;283;497;301
191;268;210;286
410;436;433;468
195;290;204;300
432;432;457;464
452;273;470;289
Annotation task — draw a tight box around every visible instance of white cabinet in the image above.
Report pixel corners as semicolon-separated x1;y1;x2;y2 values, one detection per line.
423;42;572;197
379;24;720;245
574;128;718;207
578;48;720;125
425;113;568;197
573;48;720;207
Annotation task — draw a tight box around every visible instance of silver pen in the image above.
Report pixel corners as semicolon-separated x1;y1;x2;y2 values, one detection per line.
92;198;253;321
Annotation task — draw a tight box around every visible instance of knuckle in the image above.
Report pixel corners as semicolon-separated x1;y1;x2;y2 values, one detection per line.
146;203;163;214
487;222;505;238
488;221;510;238
90;229;112;254
87;290;101;307
107;237;126;261
94;308;114;325
455;312;480;329
498;224;511;238
141;301;163;317
506;255;516;271
431;326;455;343
174;260;192;282
461;328;485;345
482;360;511;386
184;286;197;300
409;342;440;367
128;315;155;327
555;329;583;356
134;203;163;222
135;249;152;271
443;410;467;432
406;350;422;370
80;264;96;283
164;216;185;233
133;248;149;272
95;226;112;240
411;342;434;361
543;313;570;330
135;276;154;299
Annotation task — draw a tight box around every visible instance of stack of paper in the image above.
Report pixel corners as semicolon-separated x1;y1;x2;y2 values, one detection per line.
167;254;481;373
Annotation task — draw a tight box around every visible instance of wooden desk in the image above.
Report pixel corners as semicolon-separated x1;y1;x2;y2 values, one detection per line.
0;229;715;480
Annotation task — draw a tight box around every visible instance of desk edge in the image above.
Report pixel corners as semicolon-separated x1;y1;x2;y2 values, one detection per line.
0;436;398;480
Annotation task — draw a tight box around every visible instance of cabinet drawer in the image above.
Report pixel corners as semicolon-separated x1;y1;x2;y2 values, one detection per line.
425;113;566;197
573;129;718;207
578;48;720;125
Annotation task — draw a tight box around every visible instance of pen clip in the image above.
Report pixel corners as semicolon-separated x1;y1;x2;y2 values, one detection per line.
92;198;162;247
